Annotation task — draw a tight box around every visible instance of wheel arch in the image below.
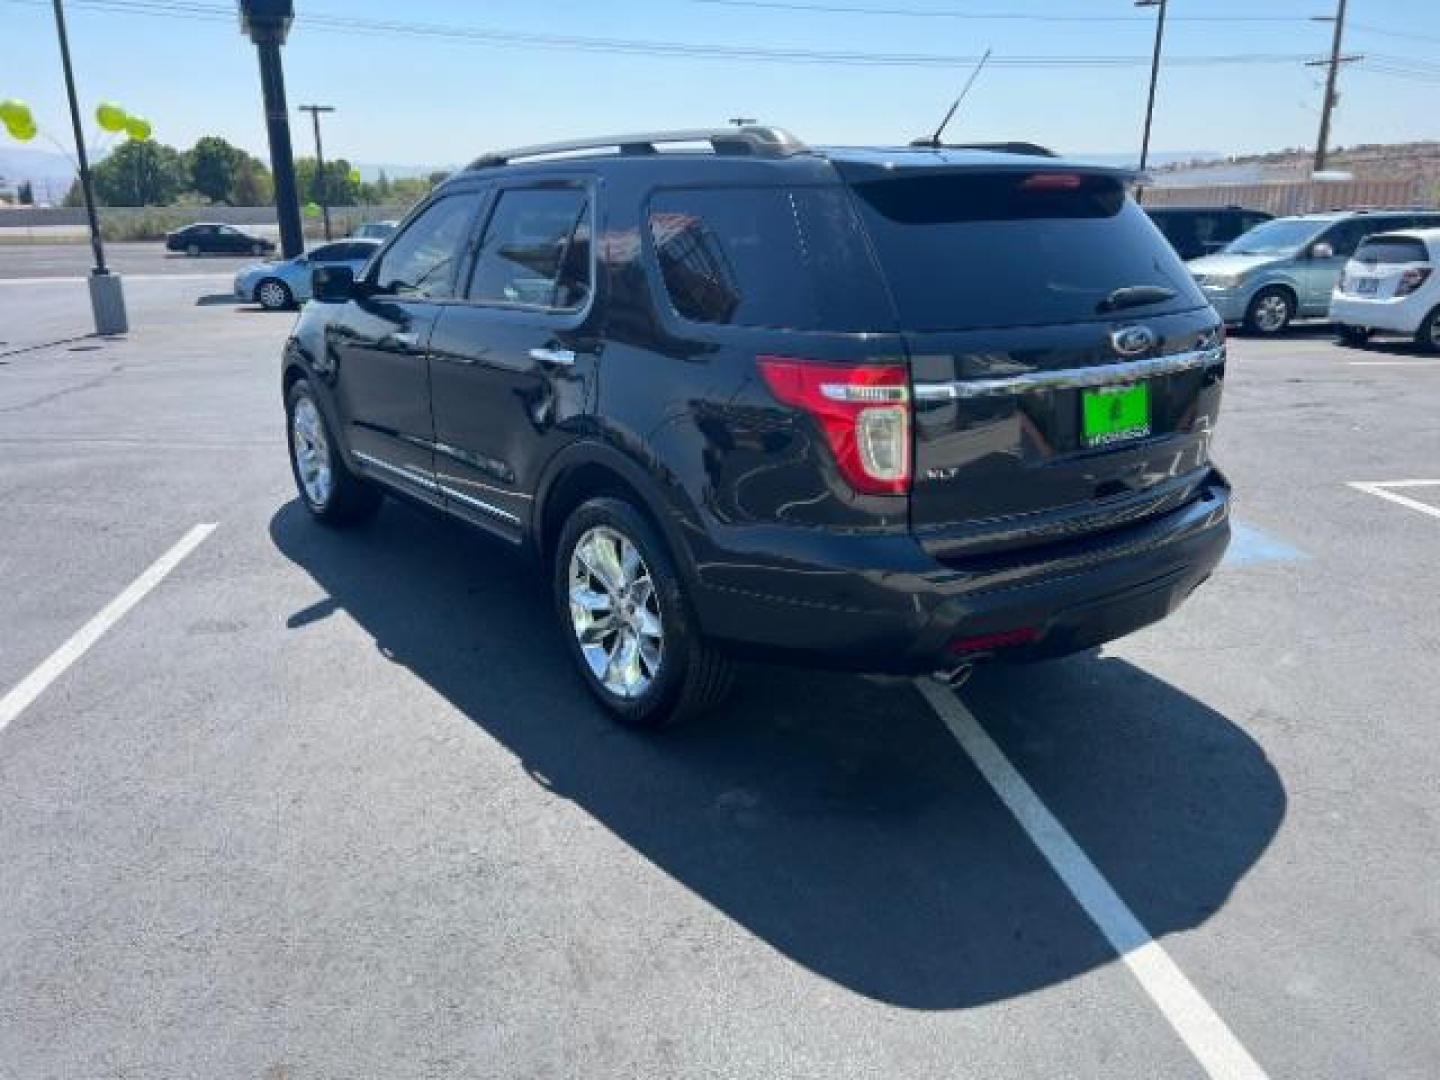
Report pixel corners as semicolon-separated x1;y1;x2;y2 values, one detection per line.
534;440;701;583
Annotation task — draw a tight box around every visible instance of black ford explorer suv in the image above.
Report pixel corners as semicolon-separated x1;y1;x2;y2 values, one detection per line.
281;127;1230;727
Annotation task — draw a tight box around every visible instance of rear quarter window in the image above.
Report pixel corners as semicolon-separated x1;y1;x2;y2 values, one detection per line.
1354;236;1430;265
848;171;1205;331
647;186;893;332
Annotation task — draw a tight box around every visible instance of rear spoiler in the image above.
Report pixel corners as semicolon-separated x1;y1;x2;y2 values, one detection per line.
832;155;1150;187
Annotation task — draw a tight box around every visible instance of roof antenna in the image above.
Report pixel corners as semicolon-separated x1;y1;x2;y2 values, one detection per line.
915;48;992;148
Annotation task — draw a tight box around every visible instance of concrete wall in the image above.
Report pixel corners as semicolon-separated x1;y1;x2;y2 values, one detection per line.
1140;179;1434;216
0;204;413;229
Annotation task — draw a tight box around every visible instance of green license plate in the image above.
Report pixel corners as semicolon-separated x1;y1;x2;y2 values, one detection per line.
1082;383;1151;448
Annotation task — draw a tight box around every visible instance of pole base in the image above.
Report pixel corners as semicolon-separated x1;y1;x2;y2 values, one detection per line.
89;271;128;336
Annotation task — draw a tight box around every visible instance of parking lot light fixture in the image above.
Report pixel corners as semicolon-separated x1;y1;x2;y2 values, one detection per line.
239;0;304;259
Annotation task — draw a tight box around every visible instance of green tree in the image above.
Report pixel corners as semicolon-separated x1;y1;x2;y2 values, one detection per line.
186;135;245;204
296;156;361;207
92;140;188;205
17;180;34;205
230;159;274;206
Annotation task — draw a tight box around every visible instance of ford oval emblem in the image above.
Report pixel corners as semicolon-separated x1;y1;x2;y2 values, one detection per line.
1111;325;1157;357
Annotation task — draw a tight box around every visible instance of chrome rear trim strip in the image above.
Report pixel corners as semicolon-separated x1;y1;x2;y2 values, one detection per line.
912;347;1225;401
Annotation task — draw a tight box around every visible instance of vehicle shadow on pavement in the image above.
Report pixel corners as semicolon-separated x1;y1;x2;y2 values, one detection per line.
270;498;1285;1010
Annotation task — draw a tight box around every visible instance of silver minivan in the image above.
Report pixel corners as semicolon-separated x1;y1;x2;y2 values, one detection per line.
1187;209;1440;335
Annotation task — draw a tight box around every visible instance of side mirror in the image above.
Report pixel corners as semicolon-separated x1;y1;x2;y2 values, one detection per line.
312;264;356;302
1310;242;1335;260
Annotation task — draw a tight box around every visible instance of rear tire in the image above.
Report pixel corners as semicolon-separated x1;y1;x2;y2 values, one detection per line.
1243;287;1294;336
553;497;733;728
285;378;382;526
1337;324;1371;347
1416;307;1440;354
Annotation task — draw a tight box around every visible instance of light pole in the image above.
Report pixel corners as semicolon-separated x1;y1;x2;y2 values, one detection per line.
239;0;303;259
1135;0;1168;202
298;104;335;241
51;0;127;334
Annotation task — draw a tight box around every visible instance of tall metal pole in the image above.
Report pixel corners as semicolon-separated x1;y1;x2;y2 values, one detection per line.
1313;0;1348;174
51;0;105;274
299;104;335;241
240;1;303;259
52;0;126;334
1135;0;1168;202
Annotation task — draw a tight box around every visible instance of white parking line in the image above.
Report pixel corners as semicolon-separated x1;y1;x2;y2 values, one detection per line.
915;680;1269;1080
1348;480;1440;521
0;523;217;734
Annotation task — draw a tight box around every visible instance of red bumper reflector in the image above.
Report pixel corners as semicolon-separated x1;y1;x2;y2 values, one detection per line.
948;626;1039;653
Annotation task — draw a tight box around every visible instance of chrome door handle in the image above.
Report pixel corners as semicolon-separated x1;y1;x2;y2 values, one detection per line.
529;347;576;367
387;331;419;349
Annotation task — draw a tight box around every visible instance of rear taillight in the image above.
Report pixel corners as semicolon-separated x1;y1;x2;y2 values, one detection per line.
1397;267;1433;297
757;357;911;495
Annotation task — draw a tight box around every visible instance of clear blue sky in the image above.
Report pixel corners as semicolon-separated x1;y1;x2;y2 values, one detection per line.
5;0;1438;167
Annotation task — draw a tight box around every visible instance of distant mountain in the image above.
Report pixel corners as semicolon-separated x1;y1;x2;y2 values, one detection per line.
0;147;80;202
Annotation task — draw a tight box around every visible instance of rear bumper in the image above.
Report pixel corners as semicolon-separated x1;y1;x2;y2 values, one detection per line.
690;472;1231;673
1330;293;1427;334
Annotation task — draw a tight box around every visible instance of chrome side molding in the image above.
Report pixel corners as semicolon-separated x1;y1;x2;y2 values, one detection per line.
912;347;1225;401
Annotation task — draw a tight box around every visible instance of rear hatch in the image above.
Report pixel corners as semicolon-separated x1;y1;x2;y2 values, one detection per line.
1340;234;1433;300
837;160;1224;557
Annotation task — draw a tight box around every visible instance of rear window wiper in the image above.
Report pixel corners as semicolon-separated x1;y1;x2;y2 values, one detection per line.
1097;285;1178;314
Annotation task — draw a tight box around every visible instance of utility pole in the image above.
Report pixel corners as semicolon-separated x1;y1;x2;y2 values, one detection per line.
1308;0;1359;174
239;0;303;258
52;0;127;333
299;104;335;240
1134;0;1168;203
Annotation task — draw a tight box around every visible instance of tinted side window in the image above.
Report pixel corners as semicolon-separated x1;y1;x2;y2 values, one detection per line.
308;242;348;262
648;186;892;331
373;194;482;299
468;188;591;310
1324;219;1375;257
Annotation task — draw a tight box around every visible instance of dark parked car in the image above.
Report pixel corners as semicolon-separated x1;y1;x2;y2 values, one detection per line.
1145;205;1273;261
165;222;274;256
281;127;1230;727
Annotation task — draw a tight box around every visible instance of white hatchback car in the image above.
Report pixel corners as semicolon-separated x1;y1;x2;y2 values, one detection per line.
1331;228;1440;351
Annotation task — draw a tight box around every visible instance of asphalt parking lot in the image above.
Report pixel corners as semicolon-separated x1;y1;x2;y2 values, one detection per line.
2;265;1438;1078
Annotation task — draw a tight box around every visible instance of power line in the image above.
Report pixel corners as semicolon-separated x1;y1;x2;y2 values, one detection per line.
0;0;1330;70
688;0;1312;23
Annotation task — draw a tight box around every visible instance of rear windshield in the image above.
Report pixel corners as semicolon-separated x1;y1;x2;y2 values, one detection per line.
648;186;892;331
1353;236;1430;266
847;171;1203;330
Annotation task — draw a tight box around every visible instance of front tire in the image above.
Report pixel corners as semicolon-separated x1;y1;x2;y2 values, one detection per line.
1416;307;1440;354
1243;287;1295;335
285;378;381;526
553;497;733;728
1337;324;1371;347
256;278;293;311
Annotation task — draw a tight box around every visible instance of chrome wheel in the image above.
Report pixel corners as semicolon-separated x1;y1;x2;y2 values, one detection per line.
1252;293;1290;333
257;280;289;310
568;525;663;699
290;396;333;508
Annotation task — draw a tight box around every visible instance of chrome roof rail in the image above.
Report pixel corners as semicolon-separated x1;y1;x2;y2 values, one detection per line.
467;126;807;169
